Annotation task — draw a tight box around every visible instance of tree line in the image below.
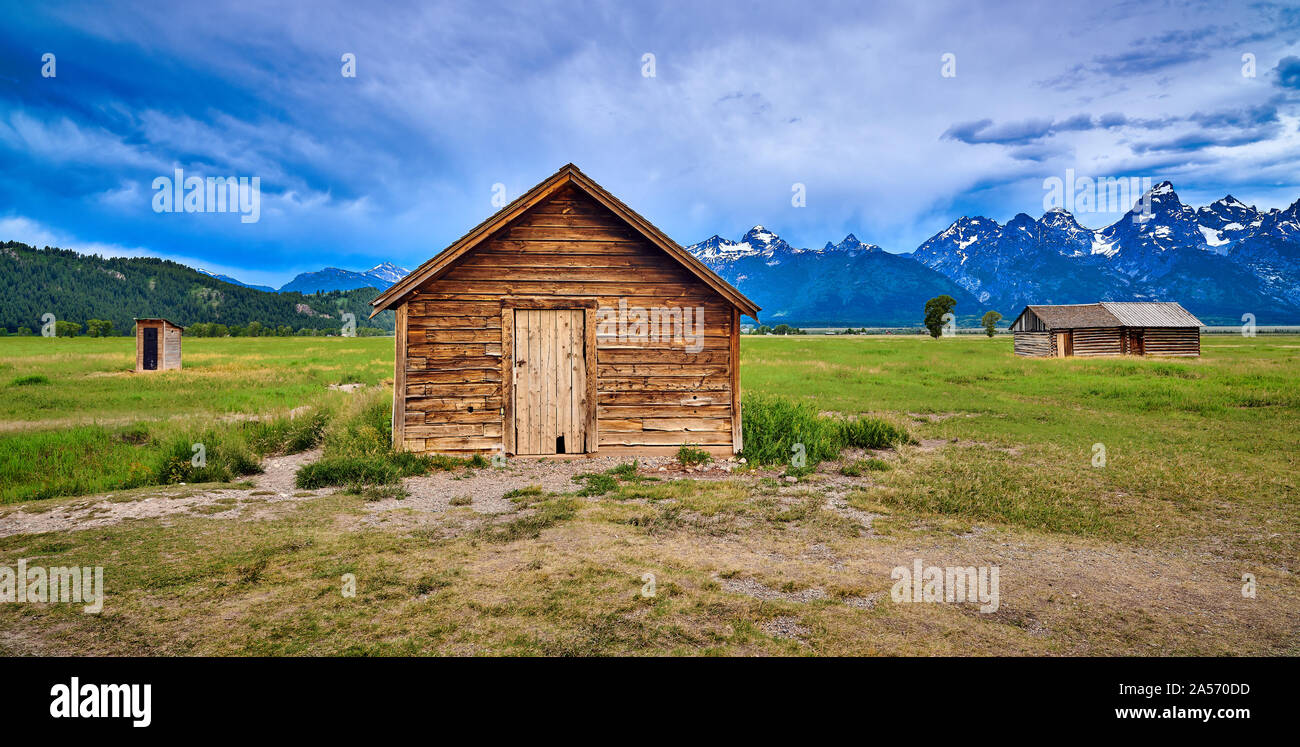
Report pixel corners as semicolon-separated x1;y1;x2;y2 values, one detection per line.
0;241;396;336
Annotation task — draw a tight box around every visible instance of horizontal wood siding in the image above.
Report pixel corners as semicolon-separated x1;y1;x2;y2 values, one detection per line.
1140;327;1200;357
1013;331;1051;357
400;184;736;456
1071;327;1122;357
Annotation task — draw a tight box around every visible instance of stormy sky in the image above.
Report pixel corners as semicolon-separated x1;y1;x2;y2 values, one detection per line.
2;0;1299;286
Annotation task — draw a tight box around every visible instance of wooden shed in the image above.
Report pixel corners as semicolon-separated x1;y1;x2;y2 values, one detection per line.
370;164;761;458
134;318;184;372
1009;302;1202;357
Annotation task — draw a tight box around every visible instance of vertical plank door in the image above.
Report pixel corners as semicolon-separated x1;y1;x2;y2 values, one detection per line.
143;327;159;370
513;309;586;455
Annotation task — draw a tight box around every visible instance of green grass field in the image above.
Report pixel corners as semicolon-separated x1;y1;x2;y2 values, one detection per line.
0;334;1296;655
741;335;1299;558
0;336;393;503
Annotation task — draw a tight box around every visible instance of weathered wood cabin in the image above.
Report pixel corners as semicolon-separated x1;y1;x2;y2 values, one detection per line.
1009;302;1202;358
134;318;184;372
370;164;761;458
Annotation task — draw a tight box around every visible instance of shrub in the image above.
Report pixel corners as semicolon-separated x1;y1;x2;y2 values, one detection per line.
573;472;618;496
741;394;909;470
151;433;262;485
607;461;638;479
835;416;909;450
296;452;433;489
675;445;711;467
10;374;50;386
246;408;330;455
294;389;472;489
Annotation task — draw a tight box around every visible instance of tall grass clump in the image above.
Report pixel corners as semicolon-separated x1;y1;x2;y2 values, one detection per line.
245;407;330;456
740;394;909;469
294;388;475;489
151;430;263;485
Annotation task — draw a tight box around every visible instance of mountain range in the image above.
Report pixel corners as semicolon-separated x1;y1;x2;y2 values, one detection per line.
7;181;1299;329
200;262;409;294
687;182;1300;325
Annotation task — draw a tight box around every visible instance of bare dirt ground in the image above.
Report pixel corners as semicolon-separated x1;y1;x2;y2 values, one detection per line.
1;445;1295;656
0;449;329;538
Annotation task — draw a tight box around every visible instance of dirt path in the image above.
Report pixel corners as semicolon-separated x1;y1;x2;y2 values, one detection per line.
0;449;328;539
361;454;734;517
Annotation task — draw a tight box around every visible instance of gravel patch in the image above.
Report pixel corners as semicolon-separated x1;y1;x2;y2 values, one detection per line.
717;576;828;603
761;615;810;641
362;454;742;517
0;449;329;538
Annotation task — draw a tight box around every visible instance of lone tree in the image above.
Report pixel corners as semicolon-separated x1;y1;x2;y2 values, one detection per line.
981;310;1002;337
923;295;956;338
85;319;114;337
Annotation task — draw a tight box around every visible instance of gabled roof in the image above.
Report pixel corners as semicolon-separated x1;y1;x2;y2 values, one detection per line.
134;317;186;330
1099;302;1203;328
1013;304;1121;330
1011;302;1203;331
370;164;760;318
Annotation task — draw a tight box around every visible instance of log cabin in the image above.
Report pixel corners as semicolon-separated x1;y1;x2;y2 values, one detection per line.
1009;302;1202;357
134;318;184;372
369;164;761;458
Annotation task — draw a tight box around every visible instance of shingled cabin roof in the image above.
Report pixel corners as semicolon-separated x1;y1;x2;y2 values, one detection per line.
1012;302;1203;331
1098;302;1203;328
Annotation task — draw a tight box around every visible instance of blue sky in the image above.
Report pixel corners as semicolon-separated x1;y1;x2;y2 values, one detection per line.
2;0;1299;287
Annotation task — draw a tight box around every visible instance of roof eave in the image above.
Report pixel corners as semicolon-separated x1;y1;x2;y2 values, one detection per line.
369;164;760;319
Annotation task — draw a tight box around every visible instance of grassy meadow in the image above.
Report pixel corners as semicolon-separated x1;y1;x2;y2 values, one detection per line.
0;336;393;503
742;335;1299;559
0;333;1296;656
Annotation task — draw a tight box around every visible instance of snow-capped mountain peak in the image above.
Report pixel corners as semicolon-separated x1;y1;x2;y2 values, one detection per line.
365;262;409;284
1195;194;1261;252
821;233;881;254
688;225;794;262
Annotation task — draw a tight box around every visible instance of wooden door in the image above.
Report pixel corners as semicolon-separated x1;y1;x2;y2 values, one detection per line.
513;309;587;455
1055;331;1072;357
142;327;159;370
1129;329;1144;356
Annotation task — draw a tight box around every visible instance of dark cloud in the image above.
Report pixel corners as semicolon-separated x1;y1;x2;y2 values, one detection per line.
1131;128;1281;154
1276;57;1300;90
1189;103;1280;128
1098;112;1128;128
943;111;1178;146
942;116;1106;146
943;118;1054;145
1053;113;1094;132
1092;50;1209;76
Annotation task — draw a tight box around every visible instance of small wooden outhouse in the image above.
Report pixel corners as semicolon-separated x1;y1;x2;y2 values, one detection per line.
134;318;184;372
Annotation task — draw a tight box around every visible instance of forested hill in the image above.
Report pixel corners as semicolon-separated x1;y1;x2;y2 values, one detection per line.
0;241;395;335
